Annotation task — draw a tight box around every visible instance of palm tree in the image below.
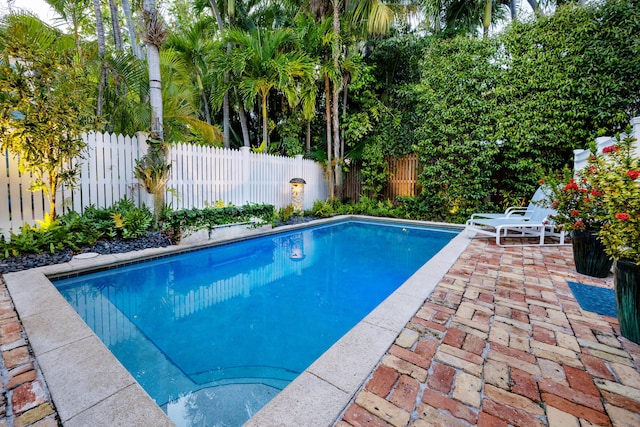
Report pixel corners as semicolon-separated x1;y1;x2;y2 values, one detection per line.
223;27;315;149
140;0;168;226
44;0;91;59
165;19;217;125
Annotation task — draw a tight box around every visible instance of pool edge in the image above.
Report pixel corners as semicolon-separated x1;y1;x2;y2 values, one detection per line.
4;216;468;426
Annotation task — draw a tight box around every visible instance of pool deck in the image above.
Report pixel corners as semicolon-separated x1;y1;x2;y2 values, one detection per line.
1;219;640;426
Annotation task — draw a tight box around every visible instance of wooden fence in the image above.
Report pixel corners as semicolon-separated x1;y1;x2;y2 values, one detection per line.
343;154;421;202
0;132;329;238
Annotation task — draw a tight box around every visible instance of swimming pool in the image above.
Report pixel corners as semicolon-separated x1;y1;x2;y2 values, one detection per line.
52;219;458;426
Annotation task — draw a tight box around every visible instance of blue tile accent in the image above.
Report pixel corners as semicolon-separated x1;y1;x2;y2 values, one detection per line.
567;281;617;318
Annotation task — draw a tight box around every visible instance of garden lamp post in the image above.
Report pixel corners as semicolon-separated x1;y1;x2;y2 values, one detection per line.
289;178;306;214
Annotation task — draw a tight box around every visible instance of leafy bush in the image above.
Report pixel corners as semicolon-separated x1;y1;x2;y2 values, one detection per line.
0;199;154;257
2;216;73;257
394;196;432;220
277;205;297;223
82;198;152;239
312;196;424;220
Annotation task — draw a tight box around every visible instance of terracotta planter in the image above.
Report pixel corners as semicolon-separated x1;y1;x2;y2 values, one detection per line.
571;231;613;278
614;259;640;344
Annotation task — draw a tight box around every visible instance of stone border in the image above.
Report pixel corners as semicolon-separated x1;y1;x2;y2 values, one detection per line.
3;216;469;426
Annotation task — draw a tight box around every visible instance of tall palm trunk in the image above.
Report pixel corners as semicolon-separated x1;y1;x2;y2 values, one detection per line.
324;72;333;199
108;0;123;50
306;121;311;155
332;0;342;199
92;0;106;117
196;72;212;124
234;88;251;147
121;0;142;58
141;0;167;226
261;92;269;146
209;0;231;147
483;0;492;38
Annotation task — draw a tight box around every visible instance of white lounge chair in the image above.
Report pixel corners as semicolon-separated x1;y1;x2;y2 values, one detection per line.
467;186;547;222
465;203;567;246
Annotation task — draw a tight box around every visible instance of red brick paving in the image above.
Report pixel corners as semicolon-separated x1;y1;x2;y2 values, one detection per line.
338;239;640;427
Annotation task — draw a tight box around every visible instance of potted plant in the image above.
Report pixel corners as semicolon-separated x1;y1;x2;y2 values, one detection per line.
589;134;640;344
541;165;613;278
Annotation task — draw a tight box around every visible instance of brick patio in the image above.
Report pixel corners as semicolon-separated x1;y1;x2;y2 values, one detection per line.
337;238;640;427
1;237;640;426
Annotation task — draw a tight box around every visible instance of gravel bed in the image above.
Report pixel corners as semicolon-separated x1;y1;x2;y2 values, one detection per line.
0;231;174;274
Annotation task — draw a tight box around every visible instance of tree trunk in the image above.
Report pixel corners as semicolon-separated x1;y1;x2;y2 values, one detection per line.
223;44;231;148
147;46;163;139
332;0;342;199
47;173;59;220
234;88;251;147
92;0;106;117
121;0;142;58
225;0;236;147
324;72;333;199
341;73;349;160
93;0;106;58
306;120;311;156
197;73;212;124
108;0;123;50
261;93;269;147
483;0;492;38
332;85;341;199
96;63;107;117
209;0;231;147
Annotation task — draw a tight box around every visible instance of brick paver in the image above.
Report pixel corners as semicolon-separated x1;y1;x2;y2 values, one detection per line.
338;239;640;427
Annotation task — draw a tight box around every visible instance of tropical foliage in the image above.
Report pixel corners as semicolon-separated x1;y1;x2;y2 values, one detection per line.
0;199;152;257
1;0;639;224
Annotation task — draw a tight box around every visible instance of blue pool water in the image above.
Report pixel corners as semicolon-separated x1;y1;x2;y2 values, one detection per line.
54;220;457;426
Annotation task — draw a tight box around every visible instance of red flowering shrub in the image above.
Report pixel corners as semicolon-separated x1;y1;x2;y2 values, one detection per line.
591;134;640;263
541;165;608;233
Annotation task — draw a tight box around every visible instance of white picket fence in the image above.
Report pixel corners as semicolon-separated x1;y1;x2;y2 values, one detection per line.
0;132;329;238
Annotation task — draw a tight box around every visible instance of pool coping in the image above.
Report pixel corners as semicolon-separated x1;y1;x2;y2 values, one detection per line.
3;215;470;426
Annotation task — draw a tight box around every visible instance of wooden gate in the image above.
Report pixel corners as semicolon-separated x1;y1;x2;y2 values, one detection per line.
342;154;420;202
